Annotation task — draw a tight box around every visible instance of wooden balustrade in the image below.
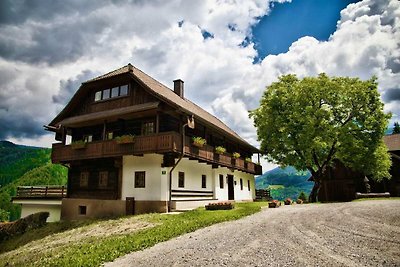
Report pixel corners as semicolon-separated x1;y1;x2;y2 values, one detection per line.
52;132;262;175
14;186;67;199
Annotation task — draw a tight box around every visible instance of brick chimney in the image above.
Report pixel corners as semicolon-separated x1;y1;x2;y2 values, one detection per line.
173;79;184;98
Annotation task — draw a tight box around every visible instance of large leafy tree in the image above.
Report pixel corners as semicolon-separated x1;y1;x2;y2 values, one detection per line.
250;74;392;202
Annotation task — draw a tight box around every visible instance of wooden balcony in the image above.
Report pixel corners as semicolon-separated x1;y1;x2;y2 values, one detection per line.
52;131;181;163
52;132;262;175
13;186;67;200
183;137;262;175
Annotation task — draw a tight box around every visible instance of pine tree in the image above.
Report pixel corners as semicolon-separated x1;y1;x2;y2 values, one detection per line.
393;122;400;134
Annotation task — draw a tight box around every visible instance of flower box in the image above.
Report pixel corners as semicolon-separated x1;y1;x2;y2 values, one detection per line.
268;200;281;208
115;135;135;144
192;136;206;148
71;141;86;150
284;198;292;205
215;146;226;155
205;202;234;210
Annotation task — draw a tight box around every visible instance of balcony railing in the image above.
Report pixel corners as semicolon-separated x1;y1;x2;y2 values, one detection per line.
52;132;262;175
13;186;67;199
52;131;181;163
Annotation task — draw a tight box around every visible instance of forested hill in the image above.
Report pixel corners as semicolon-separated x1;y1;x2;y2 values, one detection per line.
0;141;67;221
256;166;313;200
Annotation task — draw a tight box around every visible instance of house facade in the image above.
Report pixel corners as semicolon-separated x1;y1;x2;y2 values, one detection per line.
43;64;261;220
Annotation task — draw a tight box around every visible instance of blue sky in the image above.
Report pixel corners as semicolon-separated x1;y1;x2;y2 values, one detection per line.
0;0;399;170
253;0;360;59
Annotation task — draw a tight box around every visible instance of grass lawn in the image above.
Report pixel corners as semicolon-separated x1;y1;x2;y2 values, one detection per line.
0;202;267;267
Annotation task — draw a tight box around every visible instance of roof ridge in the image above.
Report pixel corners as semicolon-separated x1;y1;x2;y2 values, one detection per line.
83;64;130;84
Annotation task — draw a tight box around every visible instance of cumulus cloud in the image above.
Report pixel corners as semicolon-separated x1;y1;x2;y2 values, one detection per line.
0;0;398;166
212;0;400;146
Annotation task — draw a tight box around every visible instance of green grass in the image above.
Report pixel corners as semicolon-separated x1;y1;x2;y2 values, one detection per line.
0;219;96;253
0;202;267;267
268;185;285;189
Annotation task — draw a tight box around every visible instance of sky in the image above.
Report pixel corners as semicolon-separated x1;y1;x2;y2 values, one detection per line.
0;0;399;172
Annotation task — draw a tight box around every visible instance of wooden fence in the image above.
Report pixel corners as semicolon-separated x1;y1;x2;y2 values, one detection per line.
15;186;67;199
255;189;272;201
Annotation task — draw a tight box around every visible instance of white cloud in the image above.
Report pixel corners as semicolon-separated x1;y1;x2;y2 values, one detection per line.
0;0;399;173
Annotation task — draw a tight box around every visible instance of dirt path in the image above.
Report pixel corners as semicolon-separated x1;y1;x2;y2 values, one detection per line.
105;200;400;267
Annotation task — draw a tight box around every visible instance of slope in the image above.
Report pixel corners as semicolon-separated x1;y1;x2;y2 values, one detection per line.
0;141;67;221
256;166;313;200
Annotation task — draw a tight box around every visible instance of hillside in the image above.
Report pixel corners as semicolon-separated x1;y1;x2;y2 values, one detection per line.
0;141;51;187
0;141;67;221
256;166;313;200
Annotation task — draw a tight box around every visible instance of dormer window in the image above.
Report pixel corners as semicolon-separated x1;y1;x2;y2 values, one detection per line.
103;89;110;99
94;84;129;102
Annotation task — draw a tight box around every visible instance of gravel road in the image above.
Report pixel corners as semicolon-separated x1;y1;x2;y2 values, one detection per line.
105;200;400;267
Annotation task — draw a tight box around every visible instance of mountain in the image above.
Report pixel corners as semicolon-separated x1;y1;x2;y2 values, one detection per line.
256;166;313;201
0;141;67;221
0;141;51;187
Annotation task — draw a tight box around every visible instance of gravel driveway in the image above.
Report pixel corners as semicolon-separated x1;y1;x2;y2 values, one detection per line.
105;200;400;267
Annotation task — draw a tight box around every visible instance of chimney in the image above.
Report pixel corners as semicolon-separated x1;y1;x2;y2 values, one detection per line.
173;79;184;98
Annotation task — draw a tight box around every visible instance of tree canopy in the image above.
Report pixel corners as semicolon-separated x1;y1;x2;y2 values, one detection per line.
250;74;391;201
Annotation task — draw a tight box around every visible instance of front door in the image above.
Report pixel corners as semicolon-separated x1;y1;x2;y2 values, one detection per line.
227;175;234;200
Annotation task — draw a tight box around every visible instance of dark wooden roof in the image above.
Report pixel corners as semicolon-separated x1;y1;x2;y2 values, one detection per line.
384;134;400;151
50;64;258;152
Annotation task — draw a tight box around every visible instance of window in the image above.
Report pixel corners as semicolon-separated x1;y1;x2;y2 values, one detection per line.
79;205;87;215
178;172;185;188
240;178;243;190
102;89;110;99
248;179;251;191
83;135;92;143
201;175;206;188
95;91;102;101
219;174;224;189
135;171;145;188
98;171;108;189
143;121;154;135
120;85;128;96
106;131;113;140
111;87;119;98
80;172;89;188
94;84;129;102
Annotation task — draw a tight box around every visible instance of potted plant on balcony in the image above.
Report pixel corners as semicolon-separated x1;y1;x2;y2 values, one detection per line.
71;140;87;150
215;146;226;155
232;152;241;159
192;136;206;148
245;158;252;163
115;134;135;144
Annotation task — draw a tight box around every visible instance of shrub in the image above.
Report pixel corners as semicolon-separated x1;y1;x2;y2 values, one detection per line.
115;134;135;144
215;146;226;154
232;152;241;159
192;136;207;146
298;191;308;202
0;212;49;242
296;199;303;204
0;209;9;222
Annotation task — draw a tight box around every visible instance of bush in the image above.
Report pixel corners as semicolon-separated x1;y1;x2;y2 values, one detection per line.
0;209;9;222
0;212;49;242
298;191;308;202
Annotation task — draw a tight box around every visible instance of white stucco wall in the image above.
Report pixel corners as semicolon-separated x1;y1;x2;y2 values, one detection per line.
122;154;168;201
13;199;62;222
171;158;214;192
121;155;255;203
213;167;255;201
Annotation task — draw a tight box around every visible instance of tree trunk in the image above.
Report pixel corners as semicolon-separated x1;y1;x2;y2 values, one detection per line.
309;178;322;203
